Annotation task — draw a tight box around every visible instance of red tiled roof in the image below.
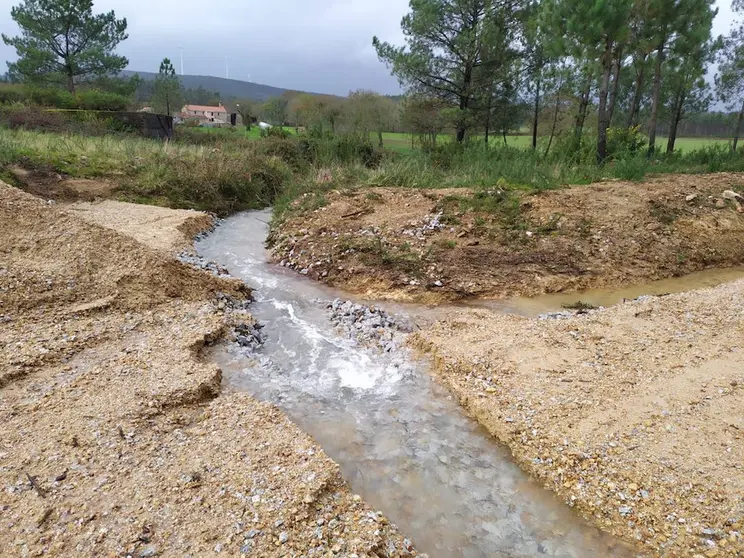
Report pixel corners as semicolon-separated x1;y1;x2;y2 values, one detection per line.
183;104;227;113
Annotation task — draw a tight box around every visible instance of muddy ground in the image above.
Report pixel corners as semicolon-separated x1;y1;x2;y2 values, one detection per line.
0;183;416;557
412;282;744;557
269;173;744;302
269;174;744;557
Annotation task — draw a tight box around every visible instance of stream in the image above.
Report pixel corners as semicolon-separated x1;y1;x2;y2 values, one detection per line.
197;210;635;557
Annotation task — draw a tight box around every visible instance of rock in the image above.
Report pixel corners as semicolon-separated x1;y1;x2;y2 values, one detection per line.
278;531;289;544
433;280;443;287
139;547;158;557
715;199;726;209
646;222;662;231
723;189;743;201
300;268;309;275
240;541;254;554
618;506;633;516
245;529;260;539
686;193;699;202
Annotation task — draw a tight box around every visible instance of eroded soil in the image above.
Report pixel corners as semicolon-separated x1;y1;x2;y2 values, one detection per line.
0;183;415;557
411;283;744;556
269;173;744;302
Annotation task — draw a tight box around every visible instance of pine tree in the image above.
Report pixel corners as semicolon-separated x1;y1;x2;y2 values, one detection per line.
2;0;128;93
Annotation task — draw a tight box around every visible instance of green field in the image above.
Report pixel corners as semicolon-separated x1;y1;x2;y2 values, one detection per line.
379;131;733;152
183;126;733;153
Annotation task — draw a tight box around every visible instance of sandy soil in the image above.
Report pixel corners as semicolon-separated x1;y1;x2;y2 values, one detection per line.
269;173;744;302
0;182;416;557
412;283;744;557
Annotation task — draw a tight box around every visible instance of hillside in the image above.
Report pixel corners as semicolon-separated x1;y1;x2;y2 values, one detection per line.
122;70;305;101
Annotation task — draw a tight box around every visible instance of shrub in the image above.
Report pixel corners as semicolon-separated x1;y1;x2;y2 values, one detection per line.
0;84;25;105
256;136;308;171
74;90;130;111
0;105;67;131
26;87;77;109
606;126;647;159
261;126;291;139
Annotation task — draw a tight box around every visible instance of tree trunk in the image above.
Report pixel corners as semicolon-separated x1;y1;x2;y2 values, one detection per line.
544;82;562;158
733;98;744;152
647;43;665;157
597;39;614;164
484;94;492;145
66;66;75;94
502;128;507;146
574;72;592;147
607;48;622;126
532;77;540;150
377;129;383;148
456;63;473;143
666;89;685;153
626;57;646;128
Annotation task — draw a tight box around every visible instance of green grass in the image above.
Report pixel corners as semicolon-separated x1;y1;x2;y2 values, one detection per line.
4;122;744;224
378;131;732;152
0;126;293;214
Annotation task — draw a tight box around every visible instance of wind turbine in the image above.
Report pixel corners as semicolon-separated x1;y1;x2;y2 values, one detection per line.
179;45;184;76
225;56;229;79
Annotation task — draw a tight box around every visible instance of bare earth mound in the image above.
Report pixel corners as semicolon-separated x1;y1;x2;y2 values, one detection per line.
270;173;744;302
0;183;415;557
412;283;744;557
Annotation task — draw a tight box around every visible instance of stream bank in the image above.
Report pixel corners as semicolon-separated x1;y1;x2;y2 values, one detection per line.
413;283;744;557
197;210;635;557
268;174;744;302
0;183;414;557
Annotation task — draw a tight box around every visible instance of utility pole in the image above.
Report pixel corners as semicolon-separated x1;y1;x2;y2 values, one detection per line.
179;45;184;76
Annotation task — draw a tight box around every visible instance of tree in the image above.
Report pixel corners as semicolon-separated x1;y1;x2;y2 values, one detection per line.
717;2;744;151
543;0;632;162
373;0;522;143
152;58;182;116
2;0;128;93
663;36;719;152
262;97;289;126
401;95;449;148
345;90;398;147
234;99;254;130
645;0;716;157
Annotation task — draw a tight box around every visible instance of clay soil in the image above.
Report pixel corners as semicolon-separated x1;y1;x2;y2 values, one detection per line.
269;173;744;302
412;281;744;557
0;183;415;557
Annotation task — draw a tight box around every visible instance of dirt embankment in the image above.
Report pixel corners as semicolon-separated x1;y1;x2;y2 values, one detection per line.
411;283;744;557
0;183;415;557
269;173;744;302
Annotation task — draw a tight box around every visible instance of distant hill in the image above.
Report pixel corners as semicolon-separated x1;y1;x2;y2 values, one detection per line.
122;71;302;101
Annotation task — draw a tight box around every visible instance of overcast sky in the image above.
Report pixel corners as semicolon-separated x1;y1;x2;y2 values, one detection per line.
0;0;739;96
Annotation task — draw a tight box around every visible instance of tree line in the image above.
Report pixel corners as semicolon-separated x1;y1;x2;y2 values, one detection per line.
372;0;744;160
4;0;744;159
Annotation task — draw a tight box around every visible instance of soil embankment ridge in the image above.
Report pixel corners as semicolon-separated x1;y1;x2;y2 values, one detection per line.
268;175;744;556
0;182;415;557
270;173;744;302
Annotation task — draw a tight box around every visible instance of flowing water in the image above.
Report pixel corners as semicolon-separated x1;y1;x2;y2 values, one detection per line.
197;210;637;558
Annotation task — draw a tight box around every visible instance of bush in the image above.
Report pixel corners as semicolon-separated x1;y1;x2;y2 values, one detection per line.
0;105;67;131
0;84;25;105
256;136;308;171
26;87;77;109
260;126;291;139
74;90;130;111
606;126;647;159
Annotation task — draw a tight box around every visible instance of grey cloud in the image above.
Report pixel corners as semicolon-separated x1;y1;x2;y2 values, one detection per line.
1;0;736;96
0;0;408;95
